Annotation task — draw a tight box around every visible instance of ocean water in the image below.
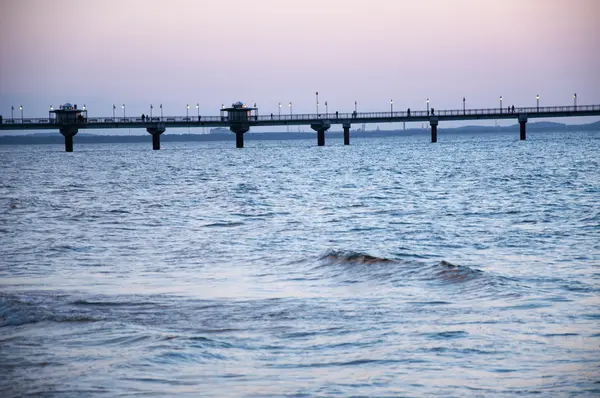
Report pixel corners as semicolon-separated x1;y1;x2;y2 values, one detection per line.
1;131;599;397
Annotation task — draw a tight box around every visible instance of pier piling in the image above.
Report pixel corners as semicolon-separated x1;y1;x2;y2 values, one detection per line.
59;127;79;152
229;124;250;148
430;118;439;143
311;122;331;146
519;115;527;140
147;126;166;150
343;123;351;145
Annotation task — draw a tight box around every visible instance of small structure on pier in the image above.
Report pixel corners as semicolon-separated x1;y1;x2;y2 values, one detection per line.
221;102;257;148
221;101;257;122
50;103;87;123
49;103;87;152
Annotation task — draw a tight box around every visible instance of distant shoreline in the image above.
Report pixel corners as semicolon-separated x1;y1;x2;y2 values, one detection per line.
1;121;598;145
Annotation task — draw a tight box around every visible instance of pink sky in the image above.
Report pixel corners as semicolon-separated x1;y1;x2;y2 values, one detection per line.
0;0;598;124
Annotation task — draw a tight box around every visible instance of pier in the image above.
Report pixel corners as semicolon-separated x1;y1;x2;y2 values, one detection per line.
1;102;599;151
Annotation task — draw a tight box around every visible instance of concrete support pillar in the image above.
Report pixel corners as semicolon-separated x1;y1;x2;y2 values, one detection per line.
59;127;79;152
518;114;527;141
317;130;325;146
147;125;166;150
430;118;439;143
65;135;74;152
152;133;161;150
343;123;351;145
310;121;331;147
230;124;250;148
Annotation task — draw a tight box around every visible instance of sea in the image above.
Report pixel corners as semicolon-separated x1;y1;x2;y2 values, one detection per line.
1;130;599;397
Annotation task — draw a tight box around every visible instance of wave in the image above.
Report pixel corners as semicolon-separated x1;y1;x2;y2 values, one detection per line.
308;250;500;292
318;250;395;265
424;260;484;283
0;294;99;328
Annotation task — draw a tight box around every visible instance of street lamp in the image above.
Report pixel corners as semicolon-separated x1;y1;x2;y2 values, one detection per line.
536;94;539;112
390;99;393;116
354;100;357;113
122;104;125;118
11;106;14;120
160;104;163;119
316;91;319;115
463;97;465;114
574;93;577;108
20;105;23;121
278;102;281;118
426;98;430;115
150;104;153;119
196;103;199;118
113;104;115;118
186;104;189;119
325;101;328;115
500;96;503;113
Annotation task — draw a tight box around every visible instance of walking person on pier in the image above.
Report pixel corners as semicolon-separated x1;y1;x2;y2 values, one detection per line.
142;114;146;122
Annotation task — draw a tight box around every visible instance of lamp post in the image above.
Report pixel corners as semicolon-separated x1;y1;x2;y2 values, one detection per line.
390;99;393;116
354;100;357;113
289;102;292;117
426;98;430;115
196;103;199;118
11;105;14;120
463;97;465;114
278;102;281;118
574;93;577;109
113;104;115;118
150;104;153;119
160;104;163;119
500;96;503;113
316;91;319;115
186;104;189;119
122;104;125;118
536;94;539;112
325;101;328;115
20;105;23;121
49;105;53;121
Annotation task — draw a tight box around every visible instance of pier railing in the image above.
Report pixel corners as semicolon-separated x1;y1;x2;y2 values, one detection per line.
1;104;599;125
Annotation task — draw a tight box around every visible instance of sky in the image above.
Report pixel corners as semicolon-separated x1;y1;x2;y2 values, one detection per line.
0;0;599;130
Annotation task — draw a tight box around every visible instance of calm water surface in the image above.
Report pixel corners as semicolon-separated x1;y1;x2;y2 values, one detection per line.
1;131;599;396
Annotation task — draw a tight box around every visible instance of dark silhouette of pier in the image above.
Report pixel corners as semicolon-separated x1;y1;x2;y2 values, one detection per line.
1;102;599;151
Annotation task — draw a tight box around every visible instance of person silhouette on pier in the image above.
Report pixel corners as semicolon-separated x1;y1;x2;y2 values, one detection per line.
142;114;146;122
430;108;435;116
512;105;515;113
407;108;411;117
335;111;339;118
